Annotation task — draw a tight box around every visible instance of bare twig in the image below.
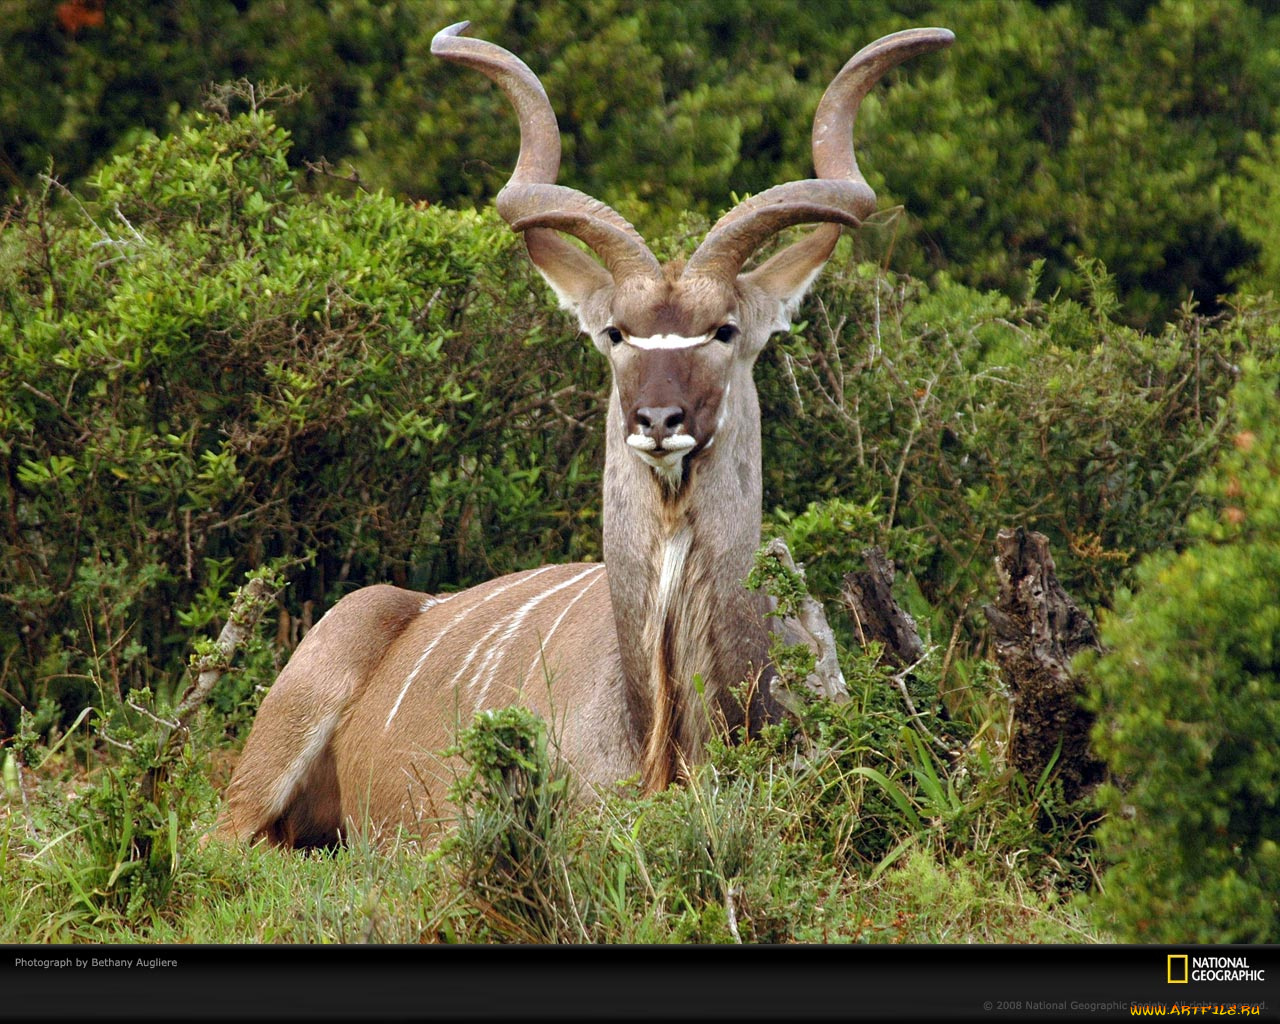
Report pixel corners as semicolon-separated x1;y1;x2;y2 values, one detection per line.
99;730;136;754
171;572;282;734
303;157;367;192
126;699;179;731
888;651;953;756
18;381;86;436
725;884;743;944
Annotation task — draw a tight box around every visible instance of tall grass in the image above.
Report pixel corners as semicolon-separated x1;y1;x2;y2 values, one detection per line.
1;702;1101;944
0;557;1104;946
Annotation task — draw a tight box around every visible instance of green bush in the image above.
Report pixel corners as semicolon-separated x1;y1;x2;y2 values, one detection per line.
438;706;583;942
0;96;604;733
0;0;412;198
1224;130;1280;298
7;2;1279;325
1085;365;1280;943
759;253;1279;643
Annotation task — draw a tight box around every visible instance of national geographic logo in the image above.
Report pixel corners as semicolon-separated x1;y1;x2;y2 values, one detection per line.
1168;955;1267;984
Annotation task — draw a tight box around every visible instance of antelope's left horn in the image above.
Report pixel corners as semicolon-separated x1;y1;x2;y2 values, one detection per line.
683;27;954;282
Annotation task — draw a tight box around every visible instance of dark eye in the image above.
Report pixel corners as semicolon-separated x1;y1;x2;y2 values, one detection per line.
605;327;624;345
713;324;738;344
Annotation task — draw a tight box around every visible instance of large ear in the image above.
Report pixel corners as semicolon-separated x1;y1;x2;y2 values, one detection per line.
524;227;612;330
740;224;841;334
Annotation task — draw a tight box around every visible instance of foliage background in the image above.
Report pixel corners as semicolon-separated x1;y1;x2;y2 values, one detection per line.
1;0;1279;944
5;0;1280;324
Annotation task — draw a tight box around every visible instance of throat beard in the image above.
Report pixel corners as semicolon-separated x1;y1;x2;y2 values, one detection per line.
627;438;695;494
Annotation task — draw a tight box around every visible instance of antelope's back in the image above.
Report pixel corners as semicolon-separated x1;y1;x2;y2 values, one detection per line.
333;562;633;834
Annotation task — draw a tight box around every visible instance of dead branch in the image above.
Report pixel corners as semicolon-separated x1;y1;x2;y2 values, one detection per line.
843;548;958;756
841;547;926;669
761;538;847;701
161;572;283;759
984;528;1105;801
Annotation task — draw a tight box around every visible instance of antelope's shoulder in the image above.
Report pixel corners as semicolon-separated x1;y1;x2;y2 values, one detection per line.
303;584;424;660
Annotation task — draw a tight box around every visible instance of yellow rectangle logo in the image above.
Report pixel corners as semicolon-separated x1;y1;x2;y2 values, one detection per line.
1168;954;1189;984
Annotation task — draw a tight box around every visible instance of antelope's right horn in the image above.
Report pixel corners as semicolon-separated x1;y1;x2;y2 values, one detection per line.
431;22;662;283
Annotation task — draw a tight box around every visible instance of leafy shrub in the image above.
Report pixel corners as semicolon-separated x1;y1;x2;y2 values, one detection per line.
35;693;206;921
0;0;413;198
0;96;604;733
760;252;1280;647
1224;130;1280;298
440;706;582;942
2;568;280;933
878;0;1276;325
8;2;1280;324
1085;365;1280;942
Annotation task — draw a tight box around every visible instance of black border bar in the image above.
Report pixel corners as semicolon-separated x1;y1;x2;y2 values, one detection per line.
3;943;1277;1021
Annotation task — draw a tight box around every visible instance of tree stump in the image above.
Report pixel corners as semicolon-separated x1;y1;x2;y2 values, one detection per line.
841;548;926;671
984;528;1105;802
842;549;957;754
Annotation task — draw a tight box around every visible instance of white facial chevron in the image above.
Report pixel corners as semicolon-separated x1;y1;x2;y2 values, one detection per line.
626;333;711;350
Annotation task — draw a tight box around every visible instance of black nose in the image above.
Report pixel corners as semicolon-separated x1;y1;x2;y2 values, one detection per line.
634;406;685;444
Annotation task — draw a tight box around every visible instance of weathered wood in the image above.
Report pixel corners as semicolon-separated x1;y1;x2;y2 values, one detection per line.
841;548;926;670
842;549;959;754
762;538;848;702
984;527;1104;802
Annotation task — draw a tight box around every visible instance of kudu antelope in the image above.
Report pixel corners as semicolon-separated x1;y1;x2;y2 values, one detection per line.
218;21;954;847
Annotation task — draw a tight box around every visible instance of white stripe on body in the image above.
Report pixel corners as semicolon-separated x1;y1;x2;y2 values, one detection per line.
419;594;452;613
268;705;343;817
384;565;559;729
471;564;606;705
522;565;608;693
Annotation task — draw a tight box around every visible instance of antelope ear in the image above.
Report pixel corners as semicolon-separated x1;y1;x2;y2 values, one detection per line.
741;224;841;333
524;228;612;330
